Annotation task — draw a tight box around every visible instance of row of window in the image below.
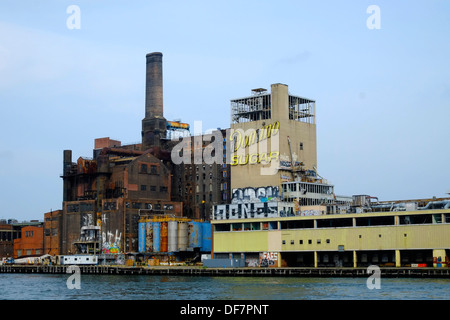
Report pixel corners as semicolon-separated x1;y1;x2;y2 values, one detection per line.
139;164;158;174
214;213;450;232
193;183;227;193
17;249;41;256
140;185;168;192
282;239;332;245
282;234;409;246
44;228;58;236
282;182;333;195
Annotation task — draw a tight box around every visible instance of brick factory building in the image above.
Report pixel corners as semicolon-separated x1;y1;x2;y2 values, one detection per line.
60;52;230;256
43;210;62;256
13;224;44;259
0;220;20;259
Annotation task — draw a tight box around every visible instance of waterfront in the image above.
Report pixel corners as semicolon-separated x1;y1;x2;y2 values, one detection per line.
1;273;450;300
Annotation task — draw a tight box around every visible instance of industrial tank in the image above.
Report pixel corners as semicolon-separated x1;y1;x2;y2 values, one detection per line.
168;220;178;252
146;222;153;252
138;222;146;253
152;222;161;252
160;222;168;252
188;221;202;249
201;222;211;252
177;221;188;251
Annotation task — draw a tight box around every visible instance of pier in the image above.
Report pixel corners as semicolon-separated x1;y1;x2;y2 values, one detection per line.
1;265;449;278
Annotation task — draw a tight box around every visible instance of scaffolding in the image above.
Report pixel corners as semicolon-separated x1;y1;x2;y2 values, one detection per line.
231;88;315;124
231;89;271;124
288;95;315;124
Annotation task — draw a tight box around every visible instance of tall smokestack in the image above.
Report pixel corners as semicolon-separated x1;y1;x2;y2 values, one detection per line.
145;52;163;118
62;150;72;201
142;52;167;151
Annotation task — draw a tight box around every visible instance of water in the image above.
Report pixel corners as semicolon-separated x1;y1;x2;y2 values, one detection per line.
1;273;449;300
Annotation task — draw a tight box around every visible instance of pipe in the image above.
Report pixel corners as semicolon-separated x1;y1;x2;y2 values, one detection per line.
419;200;450;210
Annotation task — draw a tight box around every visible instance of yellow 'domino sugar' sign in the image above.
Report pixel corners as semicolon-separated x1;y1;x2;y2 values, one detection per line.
230;121;280;166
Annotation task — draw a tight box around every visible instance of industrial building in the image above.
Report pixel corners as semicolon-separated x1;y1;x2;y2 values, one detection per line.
0;215;62;260
59;52;229;263
211;84;450;268
4;52;448;269
0;220;21;259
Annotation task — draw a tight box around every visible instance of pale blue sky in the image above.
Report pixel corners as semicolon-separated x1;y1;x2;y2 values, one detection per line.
0;1;449;221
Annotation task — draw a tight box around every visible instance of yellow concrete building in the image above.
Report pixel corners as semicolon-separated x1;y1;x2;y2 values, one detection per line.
212;83;450;268
212;204;450;267
229;83;317;191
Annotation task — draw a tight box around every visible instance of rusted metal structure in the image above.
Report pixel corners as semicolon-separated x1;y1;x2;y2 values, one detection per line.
60;52;230;257
61;147;182;255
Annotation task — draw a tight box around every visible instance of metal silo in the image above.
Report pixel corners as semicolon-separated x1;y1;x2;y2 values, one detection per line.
138;222;146;253
188;221;202;248
152;222;161;252
177;221;188;251
201;222;211;252
168;220;178;252
160;222;168;252
146;222;153;252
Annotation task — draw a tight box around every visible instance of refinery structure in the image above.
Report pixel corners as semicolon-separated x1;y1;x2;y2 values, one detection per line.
1;52;449;269
211;84;450;268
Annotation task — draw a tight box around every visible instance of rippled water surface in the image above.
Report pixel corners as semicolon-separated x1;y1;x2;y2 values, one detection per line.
1;273;450;300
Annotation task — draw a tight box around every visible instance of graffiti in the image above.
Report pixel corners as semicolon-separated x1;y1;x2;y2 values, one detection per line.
115;254;125;265
279;160;303;169
102;230;122;254
231;186;280;204
260;252;278;268
300;209;322;216
103;243;120;254
214;202;278;220
81;213;94;227
163;204;174;210
246;259;259;267
125;202;174;211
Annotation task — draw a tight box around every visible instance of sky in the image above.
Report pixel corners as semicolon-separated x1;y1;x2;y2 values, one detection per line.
0;1;449;221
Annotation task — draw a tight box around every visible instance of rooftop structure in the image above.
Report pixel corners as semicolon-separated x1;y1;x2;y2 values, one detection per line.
231;87;315;125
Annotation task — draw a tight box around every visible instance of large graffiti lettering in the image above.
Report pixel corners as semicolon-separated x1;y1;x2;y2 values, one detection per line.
259;252;278;268
81;213;94;227
102;230;122;254
231;186;280;204
214;202;279;220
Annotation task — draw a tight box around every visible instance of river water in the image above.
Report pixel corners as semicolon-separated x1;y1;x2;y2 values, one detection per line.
1;273;449;300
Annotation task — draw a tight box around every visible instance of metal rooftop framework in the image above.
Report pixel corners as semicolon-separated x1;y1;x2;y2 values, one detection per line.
288;95;315;124
231;88;316;124
231;88;271;124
